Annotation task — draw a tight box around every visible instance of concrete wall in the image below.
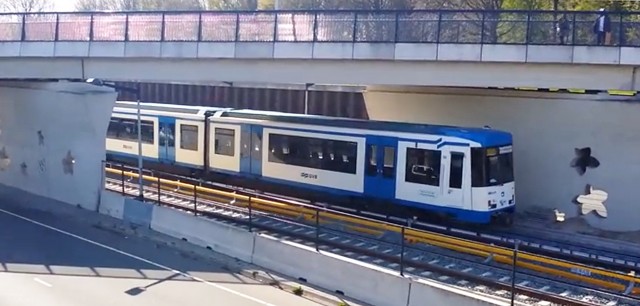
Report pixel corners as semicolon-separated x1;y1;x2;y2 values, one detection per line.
364;87;640;232
0;81;117;211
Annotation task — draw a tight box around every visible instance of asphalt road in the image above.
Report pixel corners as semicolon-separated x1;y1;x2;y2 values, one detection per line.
0;205;321;306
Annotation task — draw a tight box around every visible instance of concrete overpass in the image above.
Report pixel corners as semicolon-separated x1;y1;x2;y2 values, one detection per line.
0;8;640;236
1;9;640;90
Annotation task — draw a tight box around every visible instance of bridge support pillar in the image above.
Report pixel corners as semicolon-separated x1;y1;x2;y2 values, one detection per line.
363;86;640;233
0;81;117;211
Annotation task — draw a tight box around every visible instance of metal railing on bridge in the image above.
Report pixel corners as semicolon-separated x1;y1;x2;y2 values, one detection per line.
1;9;640;47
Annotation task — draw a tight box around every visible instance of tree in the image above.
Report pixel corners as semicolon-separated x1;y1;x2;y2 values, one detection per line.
0;0;53;12
205;0;258;10
76;0;204;11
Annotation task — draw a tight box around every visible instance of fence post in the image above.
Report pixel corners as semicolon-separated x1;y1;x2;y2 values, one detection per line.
54;14;60;41
121;167;125;195
352;12;358;43
124;14;129;42
436;11;442;44
273;12;278;42
89;13;94;41
400;226;406;276
510;239;520;306
248;196;253;232
21;14;26;41
157;175;161;205
160;13;166;42
193;185;198;216
197;12;203;41
394;11;399;43
618;14;624;47
235;13;240;42
571;12;576;45
315;209;320;252
312;12;318;42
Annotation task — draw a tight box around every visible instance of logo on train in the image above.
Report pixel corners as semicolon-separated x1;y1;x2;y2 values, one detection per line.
300;172;318;179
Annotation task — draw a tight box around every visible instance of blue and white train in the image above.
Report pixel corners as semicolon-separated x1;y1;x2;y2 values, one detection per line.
106;101;516;225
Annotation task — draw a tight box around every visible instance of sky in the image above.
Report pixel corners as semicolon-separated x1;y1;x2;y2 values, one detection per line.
53;0;78;11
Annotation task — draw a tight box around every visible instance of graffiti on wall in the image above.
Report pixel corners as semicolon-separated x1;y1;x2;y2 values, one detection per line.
575;185;609;218
37;130;44;146
570;147;600;176
571;147;608;219
0;146;9;171
62;150;75;175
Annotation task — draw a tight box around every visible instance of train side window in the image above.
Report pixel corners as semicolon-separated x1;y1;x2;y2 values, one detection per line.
251;130;262;160
180;124;198;151
121;120;136;141
405;147;441;187
268;134;288;163
309;138;323;169
107;119;121;138
115;118;154;144
215;128;235;156
159;123;175;148
166;123;175;147
140;120;154;144
268;133;357;174
471;148;486;187
366;144;377;176
336;141;357;174
383;146;395;178
449;152;464;189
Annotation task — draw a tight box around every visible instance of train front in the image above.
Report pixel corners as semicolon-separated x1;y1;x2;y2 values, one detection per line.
470;144;515;226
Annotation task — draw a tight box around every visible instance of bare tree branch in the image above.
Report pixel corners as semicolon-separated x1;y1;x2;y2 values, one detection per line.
0;0;53;12
76;0;205;11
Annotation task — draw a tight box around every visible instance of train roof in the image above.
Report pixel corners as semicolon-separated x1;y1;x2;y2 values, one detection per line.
114;101;228;116
114;101;512;147
220;109;512;147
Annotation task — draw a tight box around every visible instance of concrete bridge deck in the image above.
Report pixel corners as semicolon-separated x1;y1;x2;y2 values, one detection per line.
1;9;640;89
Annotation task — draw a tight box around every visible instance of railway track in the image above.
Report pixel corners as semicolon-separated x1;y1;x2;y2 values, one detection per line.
103;172;640;306
109;163;640;276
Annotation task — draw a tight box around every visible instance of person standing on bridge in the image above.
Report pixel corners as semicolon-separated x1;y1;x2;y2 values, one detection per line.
593;8;611;45
556;15;570;44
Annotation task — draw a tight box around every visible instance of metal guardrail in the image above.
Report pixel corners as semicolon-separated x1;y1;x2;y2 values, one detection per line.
102;161;640;302
4;9;640;47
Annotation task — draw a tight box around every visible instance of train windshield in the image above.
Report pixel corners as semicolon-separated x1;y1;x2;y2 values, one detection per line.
471;145;514;187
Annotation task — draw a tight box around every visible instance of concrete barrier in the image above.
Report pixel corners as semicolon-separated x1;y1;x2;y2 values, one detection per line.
149;205;255;263
98;190;124;220
97;192;511;306
408;278;509;306
252;233;411;306
123;198;153;228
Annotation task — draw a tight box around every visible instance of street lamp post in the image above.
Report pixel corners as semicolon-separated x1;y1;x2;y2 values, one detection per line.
304;83;314;115
86;78;144;201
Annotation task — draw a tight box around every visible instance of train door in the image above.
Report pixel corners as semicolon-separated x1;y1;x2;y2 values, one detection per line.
250;125;263;176
364;135;396;200
158;117;176;164
440;147;466;208
240;124;251;174
239;124;263;176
